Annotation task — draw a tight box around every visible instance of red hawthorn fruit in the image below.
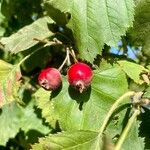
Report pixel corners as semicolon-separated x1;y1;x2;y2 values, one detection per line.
67;62;93;93
38;68;62;91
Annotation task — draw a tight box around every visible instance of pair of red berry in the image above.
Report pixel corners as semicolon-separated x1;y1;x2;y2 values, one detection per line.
38;62;93;93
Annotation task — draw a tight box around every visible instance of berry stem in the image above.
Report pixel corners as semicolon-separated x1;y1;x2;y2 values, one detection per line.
69;47;78;63
66;47;71;66
114;109;140;150
58;48;70;71
99;91;135;135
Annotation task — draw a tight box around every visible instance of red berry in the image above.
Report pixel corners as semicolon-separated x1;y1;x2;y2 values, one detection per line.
67;62;93;93
38;68;62;91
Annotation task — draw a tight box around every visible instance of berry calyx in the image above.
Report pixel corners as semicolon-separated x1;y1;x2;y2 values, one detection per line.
67;62;93;93
38;68;62;91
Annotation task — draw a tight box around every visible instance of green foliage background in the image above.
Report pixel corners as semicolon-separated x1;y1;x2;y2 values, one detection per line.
0;0;150;150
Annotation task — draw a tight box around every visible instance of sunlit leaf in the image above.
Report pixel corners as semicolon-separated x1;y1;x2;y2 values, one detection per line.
0;9;5;37
0;101;50;146
122;120;144;150
118;60;149;84
44;0;135;62
32;130;101;150
144;86;150;98
32;121;144;150
0;17;54;53
0;60;22;107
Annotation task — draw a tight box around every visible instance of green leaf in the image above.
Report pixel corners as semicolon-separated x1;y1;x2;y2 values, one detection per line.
128;0;150;57
0;102;21;145
31;125;144;150
20;101;50;134
146;64;150;71
0;101;50;146
32;130;101;150
122;120;144;150
34;88;56;127
44;0;135;62
0;60;22;107
44;0;69;25
106;104;144;150
143;86;150;98
31;121;144;150
118;60;149;84
34;66;128;131
0;16;54;53
142;36;150;57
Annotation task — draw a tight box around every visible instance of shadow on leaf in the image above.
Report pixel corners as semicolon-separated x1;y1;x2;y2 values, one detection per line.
68;85;91;110
50;83;63;100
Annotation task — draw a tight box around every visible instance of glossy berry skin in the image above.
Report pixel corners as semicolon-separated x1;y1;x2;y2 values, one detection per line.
38;68;62;91
67;62;93;93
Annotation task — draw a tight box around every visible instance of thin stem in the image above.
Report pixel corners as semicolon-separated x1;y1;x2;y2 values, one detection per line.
99;91;135;135
58;48;70;71
114;109;140;150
